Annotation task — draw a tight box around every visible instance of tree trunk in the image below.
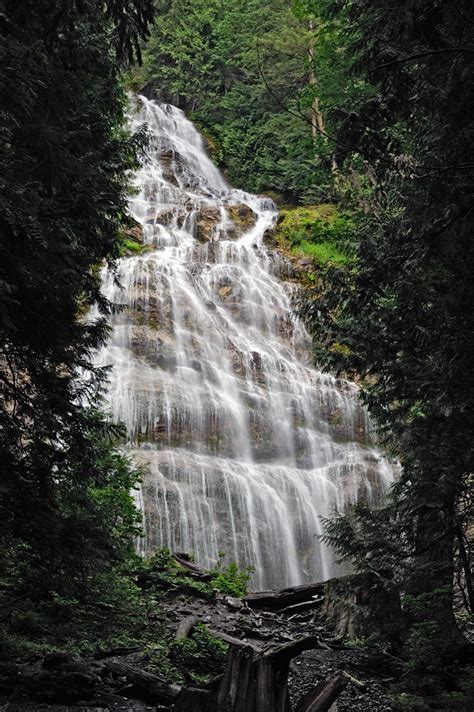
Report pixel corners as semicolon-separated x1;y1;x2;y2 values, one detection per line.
456;522;474;613
308;19;324;138
406;477;470;662
213;635;322;712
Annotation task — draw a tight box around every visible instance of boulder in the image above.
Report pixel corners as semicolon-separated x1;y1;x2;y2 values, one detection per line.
227;203;257;235
123;219;143;244
195;206;221;242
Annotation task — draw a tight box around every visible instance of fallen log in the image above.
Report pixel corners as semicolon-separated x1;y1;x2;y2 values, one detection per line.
281;598;324;616
295;673;349;712
207;627;262;651
295;671;366;712
244;582;325;610
175;615;199;640
106;660;181;705
174;614;261;650
341;671;367;691
173;552;213;581
94;645;141;659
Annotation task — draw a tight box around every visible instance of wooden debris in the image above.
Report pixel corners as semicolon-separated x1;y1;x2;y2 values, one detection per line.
106;660;181;705
175;615;199;640
244;582;325;610
295;673;349;712
207;627;262;651
295;671;367;712
173;552;213;581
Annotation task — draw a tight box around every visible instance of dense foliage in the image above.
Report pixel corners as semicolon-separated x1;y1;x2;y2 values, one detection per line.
134;0;355;202
298;0;474;685
0;547;246;686
0;0;153;606
2;0;473;707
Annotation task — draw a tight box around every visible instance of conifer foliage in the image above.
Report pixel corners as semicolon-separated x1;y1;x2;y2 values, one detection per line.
0;0;153;600
299;0;474;665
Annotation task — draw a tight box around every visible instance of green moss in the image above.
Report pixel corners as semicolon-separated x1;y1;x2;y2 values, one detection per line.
120;238;155;257
294;240;350;266
273;203;355;268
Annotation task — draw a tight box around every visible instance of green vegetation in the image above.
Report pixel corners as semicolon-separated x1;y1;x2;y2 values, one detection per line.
297;0;474;707
134;0;356;203
0;0;154;637
0;549;248;685
167;624;229;683
274;204;354;267
135;548;253;599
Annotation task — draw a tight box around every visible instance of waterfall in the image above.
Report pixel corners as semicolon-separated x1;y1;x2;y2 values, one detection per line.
98;95;394;590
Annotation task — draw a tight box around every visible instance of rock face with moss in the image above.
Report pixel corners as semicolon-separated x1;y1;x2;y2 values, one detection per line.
99;96;395;591
267;204;354;277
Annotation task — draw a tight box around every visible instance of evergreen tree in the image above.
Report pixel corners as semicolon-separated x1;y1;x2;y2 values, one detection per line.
136;0;340;202
0;0;153;600
299;0;474;665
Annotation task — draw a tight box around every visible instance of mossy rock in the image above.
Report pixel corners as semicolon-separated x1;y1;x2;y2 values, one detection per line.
272;203;354;268
227;203;257;233
120;219;155;257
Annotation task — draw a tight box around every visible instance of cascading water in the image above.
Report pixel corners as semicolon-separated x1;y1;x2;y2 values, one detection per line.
98;95;394;590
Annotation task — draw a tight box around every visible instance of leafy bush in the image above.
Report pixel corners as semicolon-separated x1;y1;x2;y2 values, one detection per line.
169;624;229;681
136;549;254;598
210;553;254;597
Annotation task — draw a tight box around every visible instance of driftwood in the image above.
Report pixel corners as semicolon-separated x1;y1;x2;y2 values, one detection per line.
244;582;325;610
281;598;324;616
106;660;181;705
176;617;261;651
207;627;261;650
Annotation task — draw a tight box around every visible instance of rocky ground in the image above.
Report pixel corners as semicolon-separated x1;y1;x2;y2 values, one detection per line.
0;589;396;711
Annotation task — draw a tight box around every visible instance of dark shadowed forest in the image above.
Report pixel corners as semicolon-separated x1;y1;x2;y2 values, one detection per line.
1;1;473;710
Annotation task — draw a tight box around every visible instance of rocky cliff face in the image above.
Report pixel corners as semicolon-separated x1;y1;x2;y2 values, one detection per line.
96;96;396;590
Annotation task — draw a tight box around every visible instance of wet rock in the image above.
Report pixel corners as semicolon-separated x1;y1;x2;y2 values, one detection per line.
218;285;232;298
225;596;244;610
124;219;144;244
195;206;221;242
227;203;257;234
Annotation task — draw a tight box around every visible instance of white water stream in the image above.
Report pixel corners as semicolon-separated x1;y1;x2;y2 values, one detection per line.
98;96;394;590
